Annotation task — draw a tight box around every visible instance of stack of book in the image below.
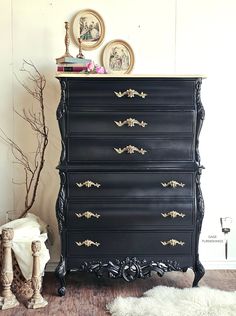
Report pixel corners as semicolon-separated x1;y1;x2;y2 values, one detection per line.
56;56;91;73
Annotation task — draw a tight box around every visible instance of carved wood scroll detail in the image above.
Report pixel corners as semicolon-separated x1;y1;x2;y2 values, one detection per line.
79;257;182;282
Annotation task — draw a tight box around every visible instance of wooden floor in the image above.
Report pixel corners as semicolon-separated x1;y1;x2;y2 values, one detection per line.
1;270;236;316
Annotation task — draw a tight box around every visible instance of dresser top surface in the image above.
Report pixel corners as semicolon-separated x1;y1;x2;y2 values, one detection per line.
56;73;206;79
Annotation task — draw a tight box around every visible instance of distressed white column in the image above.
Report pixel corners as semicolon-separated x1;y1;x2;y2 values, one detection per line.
27;240;48;309
0;228;19;310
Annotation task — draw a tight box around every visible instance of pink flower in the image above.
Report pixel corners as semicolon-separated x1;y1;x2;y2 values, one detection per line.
95;66;106;74
86;61;95;72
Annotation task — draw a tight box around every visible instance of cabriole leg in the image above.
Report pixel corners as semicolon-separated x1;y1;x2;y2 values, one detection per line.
55;256;66;296
192;258;205;287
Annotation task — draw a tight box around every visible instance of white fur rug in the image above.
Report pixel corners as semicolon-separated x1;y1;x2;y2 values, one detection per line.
107;286;236;316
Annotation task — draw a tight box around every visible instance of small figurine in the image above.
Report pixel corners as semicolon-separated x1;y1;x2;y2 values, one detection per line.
76;37;85;59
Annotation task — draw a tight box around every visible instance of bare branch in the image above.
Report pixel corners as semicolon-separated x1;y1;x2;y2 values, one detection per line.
1;60;48;218
0;129;33;172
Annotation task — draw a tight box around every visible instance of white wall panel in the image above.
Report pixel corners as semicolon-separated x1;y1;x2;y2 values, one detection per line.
176;0;236;265
0;0;14;225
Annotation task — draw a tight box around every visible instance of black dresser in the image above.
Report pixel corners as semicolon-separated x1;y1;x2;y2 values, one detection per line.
55;75;205;296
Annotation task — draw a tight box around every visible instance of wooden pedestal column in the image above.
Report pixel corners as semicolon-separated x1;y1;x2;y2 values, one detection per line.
27;240;48;309
0;228;19;310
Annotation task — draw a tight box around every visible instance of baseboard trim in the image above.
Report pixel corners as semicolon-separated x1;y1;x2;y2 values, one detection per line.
46;261;236;272
202;260;236;270
46;262;57;272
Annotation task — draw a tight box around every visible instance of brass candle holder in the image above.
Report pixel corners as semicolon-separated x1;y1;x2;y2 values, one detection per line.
76;38;85;59
56;21;74;63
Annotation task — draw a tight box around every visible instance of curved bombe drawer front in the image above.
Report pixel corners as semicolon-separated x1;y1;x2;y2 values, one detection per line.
68;172;194;198
67;200;194;229
67;111;195;135
67;78;196;108
67;137;194;163
67;231;193;256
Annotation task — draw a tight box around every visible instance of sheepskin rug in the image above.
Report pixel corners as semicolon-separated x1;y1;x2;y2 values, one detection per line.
107;286;236;316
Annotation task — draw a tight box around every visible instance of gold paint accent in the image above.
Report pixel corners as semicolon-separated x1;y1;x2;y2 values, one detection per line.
76;180;101;188
114;118;147;128
75;211;100;219
161;239;185;246
161;211;186;218
76;240;100;247
114;89;147;98
114;145;147;155
161;180;185;188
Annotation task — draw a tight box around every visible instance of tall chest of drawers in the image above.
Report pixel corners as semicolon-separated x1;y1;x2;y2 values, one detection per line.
55;75;205;296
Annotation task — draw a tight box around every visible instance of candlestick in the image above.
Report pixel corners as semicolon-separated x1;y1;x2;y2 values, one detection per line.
56;21;74;63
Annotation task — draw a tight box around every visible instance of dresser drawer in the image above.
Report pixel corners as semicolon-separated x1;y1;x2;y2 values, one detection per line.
68;172;194;198
67;255;194;271
67;231;193;256
67;111;195;135
67;137;194;163
68;78;196;108
67;200;194;229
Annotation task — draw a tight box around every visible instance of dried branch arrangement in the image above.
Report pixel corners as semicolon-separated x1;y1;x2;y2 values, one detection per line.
0;60;48;218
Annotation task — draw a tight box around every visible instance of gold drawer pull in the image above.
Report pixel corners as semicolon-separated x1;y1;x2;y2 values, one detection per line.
161;211;186;218
76;180;101;188
161;239;185;246
161;180;185;188
114;118;147;128
76;240;100;247
114;89;147;99
75;211;100;219
114;145;147;155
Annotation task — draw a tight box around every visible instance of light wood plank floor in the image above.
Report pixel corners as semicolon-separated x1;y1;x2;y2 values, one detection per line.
1;270;236;316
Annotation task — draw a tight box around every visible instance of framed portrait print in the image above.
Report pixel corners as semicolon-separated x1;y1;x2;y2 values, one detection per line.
72;9;105;50
102;40;134;74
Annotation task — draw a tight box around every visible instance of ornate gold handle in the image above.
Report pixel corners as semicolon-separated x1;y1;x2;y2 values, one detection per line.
161;211;186;218
76;240;100;247
114;118;147;128
76;180;101;188
114;89;147;99
161;239;185;246
161;180;185;188
75;211;100;219
114;145;147;155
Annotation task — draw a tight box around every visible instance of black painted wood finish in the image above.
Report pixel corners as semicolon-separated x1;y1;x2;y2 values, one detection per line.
68;78;195;107
68;171;194;198
67;111;195;134
67;137;194;162
66;199;195;229
67;231;193;256
55;76;205;296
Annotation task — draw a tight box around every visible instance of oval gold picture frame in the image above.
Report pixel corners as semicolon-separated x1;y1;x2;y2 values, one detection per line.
102;39;134;74
72;9;105;51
